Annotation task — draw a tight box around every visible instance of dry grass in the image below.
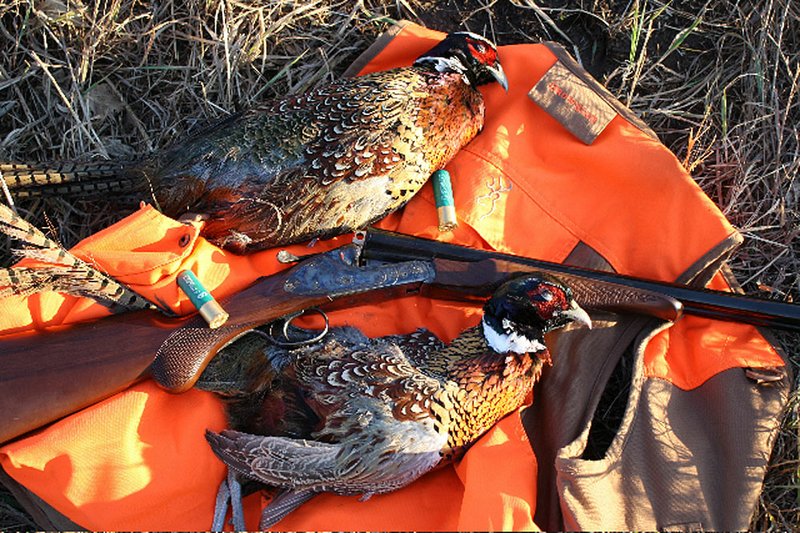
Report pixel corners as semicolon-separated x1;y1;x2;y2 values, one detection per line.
598;2;799;527
0;0;797;529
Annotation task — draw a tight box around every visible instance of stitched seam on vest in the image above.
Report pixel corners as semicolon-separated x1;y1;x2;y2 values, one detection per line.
563;241;616;272
674;231;742;286
718;263;791;372
458;145;626;268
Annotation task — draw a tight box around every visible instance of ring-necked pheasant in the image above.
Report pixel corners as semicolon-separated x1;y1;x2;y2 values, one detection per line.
2;32;507;253
200;274;591;529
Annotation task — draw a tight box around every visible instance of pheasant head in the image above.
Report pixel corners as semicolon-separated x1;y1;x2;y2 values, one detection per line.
481;274;592;357
414;31;508;90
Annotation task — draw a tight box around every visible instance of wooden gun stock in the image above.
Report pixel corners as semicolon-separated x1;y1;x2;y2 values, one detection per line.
0;245;434;444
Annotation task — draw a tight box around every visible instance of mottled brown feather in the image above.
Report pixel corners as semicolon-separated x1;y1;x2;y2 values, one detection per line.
4;67;484;253
202;274;590;529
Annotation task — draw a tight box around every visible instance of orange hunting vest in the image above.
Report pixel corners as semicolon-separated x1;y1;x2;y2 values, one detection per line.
0;22;789;531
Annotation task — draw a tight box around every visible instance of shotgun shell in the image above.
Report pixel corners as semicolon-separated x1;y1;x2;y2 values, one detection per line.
432;169;458;232
177;270;229;329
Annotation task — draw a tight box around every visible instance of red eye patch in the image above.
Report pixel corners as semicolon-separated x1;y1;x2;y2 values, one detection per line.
526;285;568;319
466;39;497;65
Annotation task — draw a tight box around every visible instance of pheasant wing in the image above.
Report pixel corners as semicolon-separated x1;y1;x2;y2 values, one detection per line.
381;328;446;367
155;69;440;251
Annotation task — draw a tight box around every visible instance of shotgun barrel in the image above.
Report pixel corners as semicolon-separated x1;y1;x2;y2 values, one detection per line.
361;228;800;332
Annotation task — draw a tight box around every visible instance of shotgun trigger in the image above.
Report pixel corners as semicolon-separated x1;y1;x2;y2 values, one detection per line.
256;308;330;347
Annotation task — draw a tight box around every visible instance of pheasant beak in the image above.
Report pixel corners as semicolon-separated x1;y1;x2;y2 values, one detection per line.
487;63;509;92
559;301;593;329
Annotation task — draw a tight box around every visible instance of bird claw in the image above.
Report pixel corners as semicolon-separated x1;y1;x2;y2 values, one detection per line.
211;468;246;532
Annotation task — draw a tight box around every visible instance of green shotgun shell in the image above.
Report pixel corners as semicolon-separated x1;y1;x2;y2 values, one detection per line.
177;270;229;329
432;169;458;231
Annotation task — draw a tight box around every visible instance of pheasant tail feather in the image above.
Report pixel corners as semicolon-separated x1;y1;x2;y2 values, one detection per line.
260;489;315;529
0;203;63;251
0;160;144;198
0;204;154;311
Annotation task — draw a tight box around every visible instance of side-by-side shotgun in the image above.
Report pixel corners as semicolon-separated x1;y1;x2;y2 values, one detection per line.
1;228;797;444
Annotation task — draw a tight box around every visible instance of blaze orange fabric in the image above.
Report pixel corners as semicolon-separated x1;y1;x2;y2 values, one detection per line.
643;271;784;390
0;22;783;531
0;205;341;335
